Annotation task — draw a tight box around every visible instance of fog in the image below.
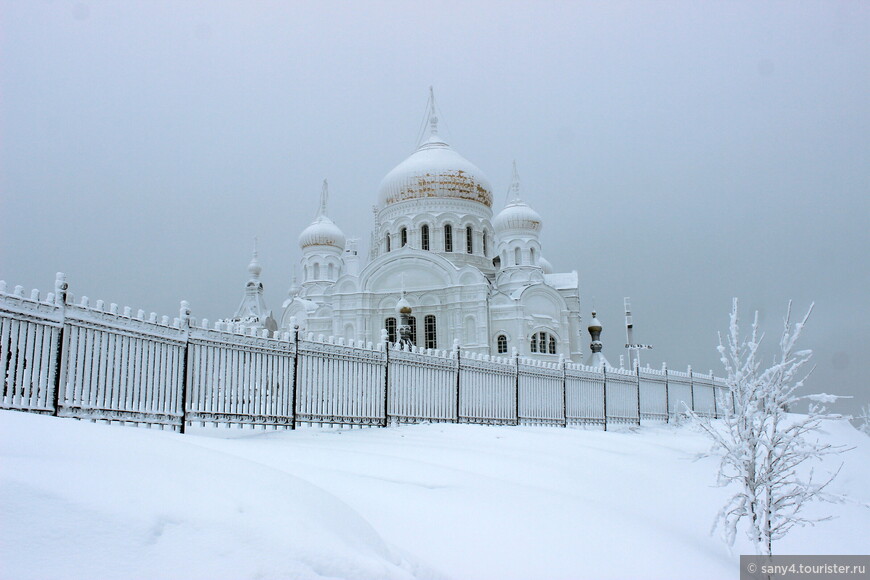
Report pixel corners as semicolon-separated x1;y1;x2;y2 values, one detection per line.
2;1;867;415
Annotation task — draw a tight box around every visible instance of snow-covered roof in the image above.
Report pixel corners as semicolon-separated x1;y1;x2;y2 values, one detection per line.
544;272;578;290
585;351;611;370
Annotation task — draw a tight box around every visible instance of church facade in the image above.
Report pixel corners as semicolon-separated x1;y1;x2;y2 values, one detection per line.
230;94;590;363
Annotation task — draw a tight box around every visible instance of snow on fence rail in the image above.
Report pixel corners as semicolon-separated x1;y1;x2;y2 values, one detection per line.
0;274;728;433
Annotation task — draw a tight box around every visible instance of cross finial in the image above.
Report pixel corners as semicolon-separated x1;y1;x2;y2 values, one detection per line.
428;86;438;136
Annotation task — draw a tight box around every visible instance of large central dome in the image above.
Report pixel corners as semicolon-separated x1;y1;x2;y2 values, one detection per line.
377;99;493;208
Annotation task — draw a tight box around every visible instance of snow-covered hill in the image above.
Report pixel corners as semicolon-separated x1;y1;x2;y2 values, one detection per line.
2;411;868;580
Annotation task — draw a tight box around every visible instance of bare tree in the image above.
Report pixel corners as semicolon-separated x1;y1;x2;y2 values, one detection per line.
691;299;845;555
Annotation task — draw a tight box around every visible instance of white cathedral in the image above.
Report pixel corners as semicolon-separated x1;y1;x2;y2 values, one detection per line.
228;92;601;365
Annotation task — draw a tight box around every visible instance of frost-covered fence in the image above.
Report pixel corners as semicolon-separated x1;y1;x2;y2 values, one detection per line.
638;366;669;422
0;284;63;415
58;299;187;428
604;366;640;425
459;352;516;425
666;368;694;419
297;336;385;427
565;365;606;427
518;359;564;426
388;345;456;423
186;326;295;429
1;274;728;433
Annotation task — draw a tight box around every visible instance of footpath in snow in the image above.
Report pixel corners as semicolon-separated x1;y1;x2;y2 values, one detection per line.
2;411;868;580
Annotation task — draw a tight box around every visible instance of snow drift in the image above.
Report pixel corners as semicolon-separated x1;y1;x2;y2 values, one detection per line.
1;411;867;579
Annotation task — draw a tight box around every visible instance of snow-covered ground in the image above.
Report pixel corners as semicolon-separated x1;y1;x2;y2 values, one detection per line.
2;412;868;580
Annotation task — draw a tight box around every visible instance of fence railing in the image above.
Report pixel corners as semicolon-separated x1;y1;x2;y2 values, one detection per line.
0;274;728;432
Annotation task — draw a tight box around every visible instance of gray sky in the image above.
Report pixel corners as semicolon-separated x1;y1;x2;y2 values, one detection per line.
2;1;868;415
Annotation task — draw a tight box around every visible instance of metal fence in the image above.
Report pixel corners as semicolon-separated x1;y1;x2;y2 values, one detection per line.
1;274;727;432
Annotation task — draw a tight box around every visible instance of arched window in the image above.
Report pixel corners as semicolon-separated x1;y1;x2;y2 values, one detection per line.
400;227;408;247
466;226;473;254
497;334;508;354
424;315;437;349
444;224;453;252
530;247;536;265
313;262;320;279
530;331;557;355
408;316;417;345
514;247;521;266
385;317;397;343
327;263;334;280
421;225;430;251
386;233;391;252
482;231;488;257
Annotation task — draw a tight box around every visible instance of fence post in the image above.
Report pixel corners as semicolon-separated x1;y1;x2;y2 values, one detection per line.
513;348;520;426
291;325;300;430
635;360;641;426
177;301;191;434
560;354;567;428
382;336;390;427
688;365;695;414
662;363;671;424
454;341;461;424
51;272;68;417
602;365;608;432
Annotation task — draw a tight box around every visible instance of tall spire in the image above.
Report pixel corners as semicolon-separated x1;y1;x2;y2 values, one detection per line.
428;86;439;137
508;160;522;204
247;237;262;279
317;179;329;218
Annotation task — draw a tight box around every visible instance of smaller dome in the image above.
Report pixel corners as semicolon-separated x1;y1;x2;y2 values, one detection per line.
493;200;542;234
299;179;346;251
298;215;346;250
539;256;554;274
493;162;542;235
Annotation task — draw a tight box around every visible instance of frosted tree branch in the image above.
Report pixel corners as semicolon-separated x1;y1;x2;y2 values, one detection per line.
689;299;847;555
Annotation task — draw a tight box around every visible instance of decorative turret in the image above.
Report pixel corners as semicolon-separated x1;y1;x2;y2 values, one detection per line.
299;180;345;291
493;162;543;235
299;180;346;251
225;238;277;332
584;310;610;369
493;162;546;289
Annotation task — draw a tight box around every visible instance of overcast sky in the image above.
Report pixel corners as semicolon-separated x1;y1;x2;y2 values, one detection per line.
2;1;868;415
